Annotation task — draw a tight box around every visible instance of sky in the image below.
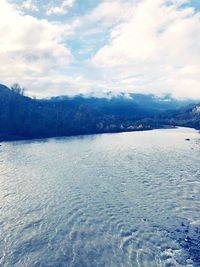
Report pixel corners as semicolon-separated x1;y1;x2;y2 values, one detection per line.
0;0;200;98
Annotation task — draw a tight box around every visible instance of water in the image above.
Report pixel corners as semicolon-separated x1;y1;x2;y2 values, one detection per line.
0;127;200;267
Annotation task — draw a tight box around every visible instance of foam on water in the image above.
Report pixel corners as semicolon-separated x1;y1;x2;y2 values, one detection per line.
0;127;200;266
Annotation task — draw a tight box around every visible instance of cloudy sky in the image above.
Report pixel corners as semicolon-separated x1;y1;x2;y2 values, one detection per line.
0;0;200;98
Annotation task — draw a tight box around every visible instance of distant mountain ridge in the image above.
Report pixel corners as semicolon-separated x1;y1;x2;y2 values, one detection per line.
49;92;195;112
164;102;200;129
0;83;199;141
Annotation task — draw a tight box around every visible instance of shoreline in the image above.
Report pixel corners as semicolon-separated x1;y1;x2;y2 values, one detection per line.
0;125;179;143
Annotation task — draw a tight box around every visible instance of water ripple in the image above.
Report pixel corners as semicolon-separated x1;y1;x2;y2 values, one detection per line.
0;128;200;266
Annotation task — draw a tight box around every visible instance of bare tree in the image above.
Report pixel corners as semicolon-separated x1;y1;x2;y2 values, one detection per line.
11;83;25;96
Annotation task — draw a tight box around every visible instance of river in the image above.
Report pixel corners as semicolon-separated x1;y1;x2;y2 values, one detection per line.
0;127;200;266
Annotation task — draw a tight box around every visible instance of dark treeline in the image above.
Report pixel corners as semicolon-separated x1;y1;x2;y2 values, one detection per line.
0;83;199;141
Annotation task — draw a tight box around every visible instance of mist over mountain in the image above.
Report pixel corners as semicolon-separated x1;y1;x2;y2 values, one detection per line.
0;83;199;141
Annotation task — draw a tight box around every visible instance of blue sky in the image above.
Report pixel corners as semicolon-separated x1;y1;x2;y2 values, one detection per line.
0;0;200;98
190;0;200;10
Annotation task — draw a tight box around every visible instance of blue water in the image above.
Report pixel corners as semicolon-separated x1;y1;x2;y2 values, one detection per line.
0;127;200;267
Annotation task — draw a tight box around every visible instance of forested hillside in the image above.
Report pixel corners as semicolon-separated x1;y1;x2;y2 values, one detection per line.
164;104;200;129
0;84;199;141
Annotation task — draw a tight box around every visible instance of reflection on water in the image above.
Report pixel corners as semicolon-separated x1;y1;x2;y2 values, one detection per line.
0;127;200;267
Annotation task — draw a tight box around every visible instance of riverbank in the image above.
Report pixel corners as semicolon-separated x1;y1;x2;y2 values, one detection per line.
0;125;178;143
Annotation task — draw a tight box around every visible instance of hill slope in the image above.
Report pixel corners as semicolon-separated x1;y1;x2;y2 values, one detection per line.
164;104;200;129
0;84;199;140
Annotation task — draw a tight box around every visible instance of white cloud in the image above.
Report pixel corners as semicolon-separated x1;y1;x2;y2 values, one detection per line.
0;0;75;94
1;0;200;99
76;0;136;36
46;0;75;16
91;0;200;99
62;0;75;8
85;0;133;24
21;0;38;12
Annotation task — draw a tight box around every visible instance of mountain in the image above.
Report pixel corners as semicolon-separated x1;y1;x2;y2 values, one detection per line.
50;92;195;114
0;83;199;141
164;103;200;130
